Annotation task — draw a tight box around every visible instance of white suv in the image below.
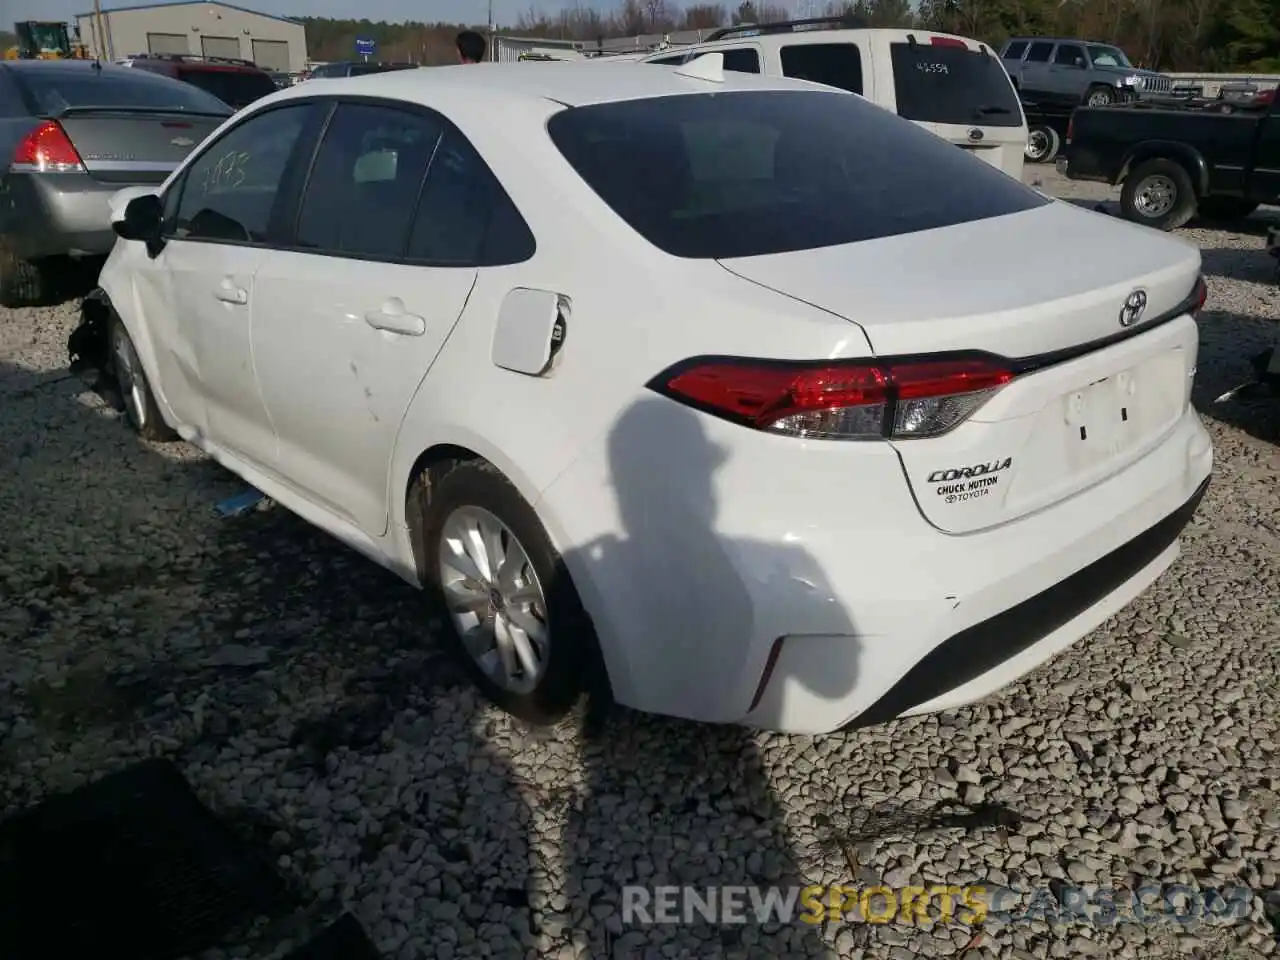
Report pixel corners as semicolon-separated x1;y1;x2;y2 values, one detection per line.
642;18;1027;180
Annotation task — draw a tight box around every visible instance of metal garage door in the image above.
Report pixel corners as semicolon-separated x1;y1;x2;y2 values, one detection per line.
251;39;289;71
146;32;189;55
201;35;241;59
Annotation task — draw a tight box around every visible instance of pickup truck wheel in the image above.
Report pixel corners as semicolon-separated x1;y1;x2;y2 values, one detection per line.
1085;85;1117;107
1121;159;1196;230
1025;125;1060;163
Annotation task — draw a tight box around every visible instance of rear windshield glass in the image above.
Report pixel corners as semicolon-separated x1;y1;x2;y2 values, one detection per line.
178;67;275;107
547;90;1047;259
22;67;232;116
889;43;1022;128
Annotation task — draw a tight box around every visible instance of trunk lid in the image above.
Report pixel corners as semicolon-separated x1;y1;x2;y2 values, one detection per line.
718;200;1203;534
58;109;224;183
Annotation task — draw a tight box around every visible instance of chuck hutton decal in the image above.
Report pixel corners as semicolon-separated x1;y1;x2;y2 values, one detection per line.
928;458;1013;505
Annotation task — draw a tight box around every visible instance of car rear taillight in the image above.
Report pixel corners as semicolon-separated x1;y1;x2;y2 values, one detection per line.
930;36;968;48
1191;275;1208;318
11;120;85;173
649;356;1015;441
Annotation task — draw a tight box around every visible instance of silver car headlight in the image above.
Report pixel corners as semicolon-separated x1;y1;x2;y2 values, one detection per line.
1121;75;1142;86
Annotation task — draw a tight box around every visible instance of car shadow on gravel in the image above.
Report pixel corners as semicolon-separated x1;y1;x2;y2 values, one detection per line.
1199;245;1278;283
552;397;863;956
1192;307;1280;444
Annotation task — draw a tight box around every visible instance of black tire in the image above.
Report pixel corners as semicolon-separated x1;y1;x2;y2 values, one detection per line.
108;314;177;441
1025;125;1060;163
1196;196;1259;222
1120;158;1197;230
415;458;600;725
0;249;49;308
1085;84;1117;107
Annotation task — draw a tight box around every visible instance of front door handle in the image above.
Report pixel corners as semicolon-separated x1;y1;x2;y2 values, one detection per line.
215;280;247;304
364;307;426;336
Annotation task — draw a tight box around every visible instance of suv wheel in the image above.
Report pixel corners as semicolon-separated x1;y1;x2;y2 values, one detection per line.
1085;85;1117;107
1120;158;1197;230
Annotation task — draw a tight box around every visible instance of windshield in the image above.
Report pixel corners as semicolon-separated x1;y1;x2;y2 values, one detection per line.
178;67;275;108
547;90;1047;260
24;67;233;115
889;43;1023;128
1087;45;1132;68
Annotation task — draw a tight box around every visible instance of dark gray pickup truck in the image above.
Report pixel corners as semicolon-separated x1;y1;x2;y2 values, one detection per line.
1060;99;1280;229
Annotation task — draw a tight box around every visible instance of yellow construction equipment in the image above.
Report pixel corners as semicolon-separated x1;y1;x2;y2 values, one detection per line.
4;21;91;60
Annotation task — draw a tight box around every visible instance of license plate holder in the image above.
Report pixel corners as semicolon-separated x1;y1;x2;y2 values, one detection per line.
1064;368;1140;468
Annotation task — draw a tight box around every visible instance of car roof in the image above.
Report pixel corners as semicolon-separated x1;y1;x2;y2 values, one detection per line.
656;26;986;53
1007;37;1116;44
269;60;842;110
0;59;182;83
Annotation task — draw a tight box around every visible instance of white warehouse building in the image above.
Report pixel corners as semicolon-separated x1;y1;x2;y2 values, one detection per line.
75;0;307;73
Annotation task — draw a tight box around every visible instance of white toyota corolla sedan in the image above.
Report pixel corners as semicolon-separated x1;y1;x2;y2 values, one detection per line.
74;57;1212;734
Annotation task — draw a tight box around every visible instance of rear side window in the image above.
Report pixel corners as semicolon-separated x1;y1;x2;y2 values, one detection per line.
20;67;231;115
179;67;275;107
1053;44;1086;67
779;43;862;94
648;54;688;65
689;48;759;73
295;102;442;259
1025;42;1053;62
889;43;1022;128
1003;40;1027;59
547;90;1047;260
407;127;536;266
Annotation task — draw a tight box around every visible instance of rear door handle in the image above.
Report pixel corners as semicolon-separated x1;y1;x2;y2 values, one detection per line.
364;307;426;336
215;280;247;304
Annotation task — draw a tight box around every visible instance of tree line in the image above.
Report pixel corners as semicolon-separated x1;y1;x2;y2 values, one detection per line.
76;0;1280;72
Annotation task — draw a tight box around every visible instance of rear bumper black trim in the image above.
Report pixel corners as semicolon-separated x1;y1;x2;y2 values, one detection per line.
846;473;1210;729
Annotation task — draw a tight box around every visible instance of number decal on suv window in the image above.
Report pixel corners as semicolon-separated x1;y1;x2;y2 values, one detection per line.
915;62;950;74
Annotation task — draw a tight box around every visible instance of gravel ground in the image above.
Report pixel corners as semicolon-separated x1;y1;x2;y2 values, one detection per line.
1;166;1278;960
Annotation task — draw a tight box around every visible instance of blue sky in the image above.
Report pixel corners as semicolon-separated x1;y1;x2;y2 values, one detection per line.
11;0;659;28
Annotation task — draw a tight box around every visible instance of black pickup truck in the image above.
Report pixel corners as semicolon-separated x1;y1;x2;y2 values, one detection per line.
1059;97;1280;229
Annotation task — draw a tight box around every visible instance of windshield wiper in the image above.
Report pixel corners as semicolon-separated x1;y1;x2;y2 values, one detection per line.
975;105;1013;115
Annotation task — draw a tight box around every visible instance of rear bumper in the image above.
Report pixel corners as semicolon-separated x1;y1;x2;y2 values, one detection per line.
846;472;1209;729
0;172;122;259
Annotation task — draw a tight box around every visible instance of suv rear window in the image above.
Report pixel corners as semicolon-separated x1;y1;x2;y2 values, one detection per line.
178;67;275;107
21;66;232;115
547;90;1047;259
889;43;1022;128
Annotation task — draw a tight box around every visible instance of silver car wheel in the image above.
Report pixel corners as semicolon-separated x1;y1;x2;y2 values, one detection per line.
1134;174;1177;218
112;322;148;430
439;505;549;694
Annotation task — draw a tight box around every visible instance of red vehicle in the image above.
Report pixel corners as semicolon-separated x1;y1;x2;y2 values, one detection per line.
125;53;276;109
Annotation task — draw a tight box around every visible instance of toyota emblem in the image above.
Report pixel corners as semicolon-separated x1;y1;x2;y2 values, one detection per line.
967;128;984;142
1119;289;1148;327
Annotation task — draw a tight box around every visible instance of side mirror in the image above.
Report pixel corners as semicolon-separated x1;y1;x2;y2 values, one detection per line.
114;193;162;242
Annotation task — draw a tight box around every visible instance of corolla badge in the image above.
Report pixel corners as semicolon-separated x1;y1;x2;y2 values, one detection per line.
169;136;194;147
1119;289;1148;327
